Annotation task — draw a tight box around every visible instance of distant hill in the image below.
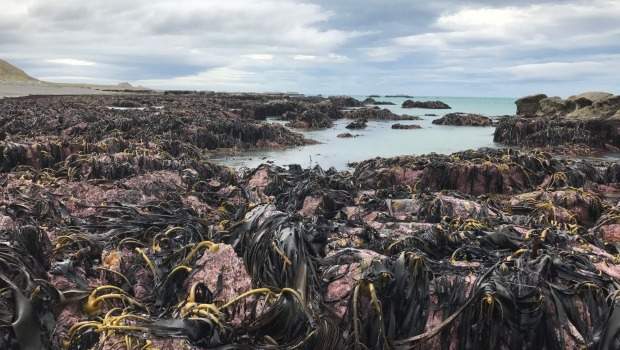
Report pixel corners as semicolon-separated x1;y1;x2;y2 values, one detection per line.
0;59;37;82
0;58;153;97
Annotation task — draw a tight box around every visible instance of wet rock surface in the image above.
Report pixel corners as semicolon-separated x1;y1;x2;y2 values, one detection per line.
1;93;620;349
432;112;493;126
402;99;451;109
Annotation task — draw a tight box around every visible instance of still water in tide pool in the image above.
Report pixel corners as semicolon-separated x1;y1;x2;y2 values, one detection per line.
212;96;517;170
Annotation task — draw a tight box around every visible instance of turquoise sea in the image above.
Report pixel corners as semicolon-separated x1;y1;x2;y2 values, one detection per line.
213;96;516;169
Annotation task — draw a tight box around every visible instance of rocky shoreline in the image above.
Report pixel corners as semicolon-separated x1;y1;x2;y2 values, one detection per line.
1;91;620;349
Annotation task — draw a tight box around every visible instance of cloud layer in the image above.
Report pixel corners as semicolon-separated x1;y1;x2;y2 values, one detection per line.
1;0;618;96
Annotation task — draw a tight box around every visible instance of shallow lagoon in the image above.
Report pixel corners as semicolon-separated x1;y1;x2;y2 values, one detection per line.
213;96;517;169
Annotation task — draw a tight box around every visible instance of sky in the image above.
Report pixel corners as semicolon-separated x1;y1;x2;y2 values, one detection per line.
1;0;619;97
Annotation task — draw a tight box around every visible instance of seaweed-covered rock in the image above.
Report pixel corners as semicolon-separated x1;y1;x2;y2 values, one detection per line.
346;118;368;129
391;123;422;129
343;107;414;120
432;113;492;126
328;96;362;108
285;109;333;129
402;100;451;109
494;116;620;149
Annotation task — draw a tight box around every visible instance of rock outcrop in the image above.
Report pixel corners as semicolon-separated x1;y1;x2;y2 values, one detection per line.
432;113;493;126
402;99;451;109
284;109;333;129
515;94;547;116
496;91;620;150
515;92;620;120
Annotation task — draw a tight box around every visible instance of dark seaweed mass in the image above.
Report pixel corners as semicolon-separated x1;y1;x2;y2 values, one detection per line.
1;93;620;349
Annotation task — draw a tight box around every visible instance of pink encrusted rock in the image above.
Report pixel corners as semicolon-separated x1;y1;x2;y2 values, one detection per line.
53;304;83;348
595;261;620;280
149;338;203;350
246;166;276;203
438;195;490;218
298;195;324;217
0;215;16;230
133;268;154;302
510;189;603;225
368;222;435;242
341;206;362;221
215;185;246;207
185;244;252;304
121;170;184;195
420;194;496;222
386;198;421;219
600;224;620;243
327;226;367;252
323;249;383;318
181;195;212;217
421;274;477;349
393;168;424;187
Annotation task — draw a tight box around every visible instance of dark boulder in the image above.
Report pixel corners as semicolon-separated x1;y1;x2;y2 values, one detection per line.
402;100;451;109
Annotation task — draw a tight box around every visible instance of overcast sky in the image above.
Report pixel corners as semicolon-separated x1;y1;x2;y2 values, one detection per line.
1;0;619;96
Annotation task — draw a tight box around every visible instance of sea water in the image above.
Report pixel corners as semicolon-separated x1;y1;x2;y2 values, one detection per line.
213;96;516;169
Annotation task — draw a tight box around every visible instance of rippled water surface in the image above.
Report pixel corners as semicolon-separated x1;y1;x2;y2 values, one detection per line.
213;96;517;169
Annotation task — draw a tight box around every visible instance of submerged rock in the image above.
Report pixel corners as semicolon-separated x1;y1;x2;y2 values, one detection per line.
402;99;451;109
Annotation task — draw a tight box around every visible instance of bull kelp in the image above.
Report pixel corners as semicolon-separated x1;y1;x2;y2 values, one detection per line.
1;94;620;349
